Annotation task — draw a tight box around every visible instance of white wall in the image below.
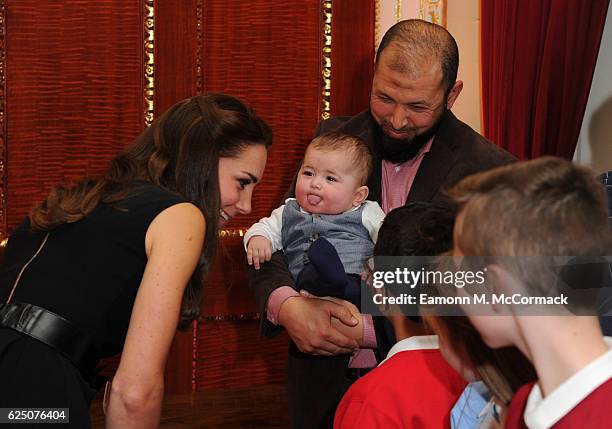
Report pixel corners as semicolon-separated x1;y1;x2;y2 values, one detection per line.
446;0;481;133
573;5;612;174
375;0;420;50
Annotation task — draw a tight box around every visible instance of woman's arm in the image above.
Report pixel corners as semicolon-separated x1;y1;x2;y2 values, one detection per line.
105;202;205;429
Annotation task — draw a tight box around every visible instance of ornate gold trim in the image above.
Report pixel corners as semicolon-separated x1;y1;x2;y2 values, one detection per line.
321;1;332;120
200;312;261;322
219;228;247;238
191;320;198;392
419;0;446;26
395;0;402;23
0;0;6;240
193;1;204;391
144;0;155;127
196;0;204;94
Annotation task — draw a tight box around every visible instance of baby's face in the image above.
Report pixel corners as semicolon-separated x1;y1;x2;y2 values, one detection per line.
295;147;365;214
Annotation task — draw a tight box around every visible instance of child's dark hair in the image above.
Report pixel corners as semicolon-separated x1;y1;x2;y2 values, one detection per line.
374;202;456;322
374;202;456;258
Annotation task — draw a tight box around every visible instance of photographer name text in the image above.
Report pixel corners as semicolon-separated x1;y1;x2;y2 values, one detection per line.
372;293;569;306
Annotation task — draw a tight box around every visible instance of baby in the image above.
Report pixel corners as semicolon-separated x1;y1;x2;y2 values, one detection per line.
244;132;385;306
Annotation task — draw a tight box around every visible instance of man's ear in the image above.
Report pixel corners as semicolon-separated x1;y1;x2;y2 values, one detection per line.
446;80;463;110
353;186;369;206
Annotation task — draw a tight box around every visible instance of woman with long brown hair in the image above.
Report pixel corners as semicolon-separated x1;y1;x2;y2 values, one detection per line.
0;93;272;428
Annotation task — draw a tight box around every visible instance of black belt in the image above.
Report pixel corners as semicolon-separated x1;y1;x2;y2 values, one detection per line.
0;302;99;381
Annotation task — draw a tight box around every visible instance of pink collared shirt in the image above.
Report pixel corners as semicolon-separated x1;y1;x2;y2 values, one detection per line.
381;138;433;213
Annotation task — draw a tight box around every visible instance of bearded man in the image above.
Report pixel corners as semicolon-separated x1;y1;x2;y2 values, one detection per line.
250;19;515;429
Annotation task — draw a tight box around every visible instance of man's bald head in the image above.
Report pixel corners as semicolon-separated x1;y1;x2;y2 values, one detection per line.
375;19;459;93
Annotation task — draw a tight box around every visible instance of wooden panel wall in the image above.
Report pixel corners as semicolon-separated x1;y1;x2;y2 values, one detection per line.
156;0;375;394
331;0;376;116
153;0;201;394
202;1;322;228
0;0;375;397
4;0;144;231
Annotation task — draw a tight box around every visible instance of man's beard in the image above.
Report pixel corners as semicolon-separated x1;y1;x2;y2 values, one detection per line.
378;110;446;164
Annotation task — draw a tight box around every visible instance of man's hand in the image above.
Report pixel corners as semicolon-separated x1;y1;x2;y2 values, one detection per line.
246;236;273;269
299;291;365;346
278;295;360;355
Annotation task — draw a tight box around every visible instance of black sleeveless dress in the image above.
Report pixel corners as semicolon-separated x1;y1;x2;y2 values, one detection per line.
0;182;188;427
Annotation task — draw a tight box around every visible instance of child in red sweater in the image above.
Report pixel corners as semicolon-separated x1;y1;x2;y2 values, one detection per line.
448;157;612;428
334;202;467;429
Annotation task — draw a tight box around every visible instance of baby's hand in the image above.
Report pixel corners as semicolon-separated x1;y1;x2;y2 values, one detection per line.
246;236;273;269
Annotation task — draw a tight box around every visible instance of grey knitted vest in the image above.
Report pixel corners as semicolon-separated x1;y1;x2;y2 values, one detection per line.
281;199;373;280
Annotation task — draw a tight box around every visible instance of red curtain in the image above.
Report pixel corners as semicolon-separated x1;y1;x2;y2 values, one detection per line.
482;0;610;160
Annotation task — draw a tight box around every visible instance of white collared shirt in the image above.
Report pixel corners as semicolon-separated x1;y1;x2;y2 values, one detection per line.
380;334;439;365
523;337;612;429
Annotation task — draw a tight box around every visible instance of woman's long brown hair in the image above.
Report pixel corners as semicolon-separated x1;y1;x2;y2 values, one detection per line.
30;93;272;328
